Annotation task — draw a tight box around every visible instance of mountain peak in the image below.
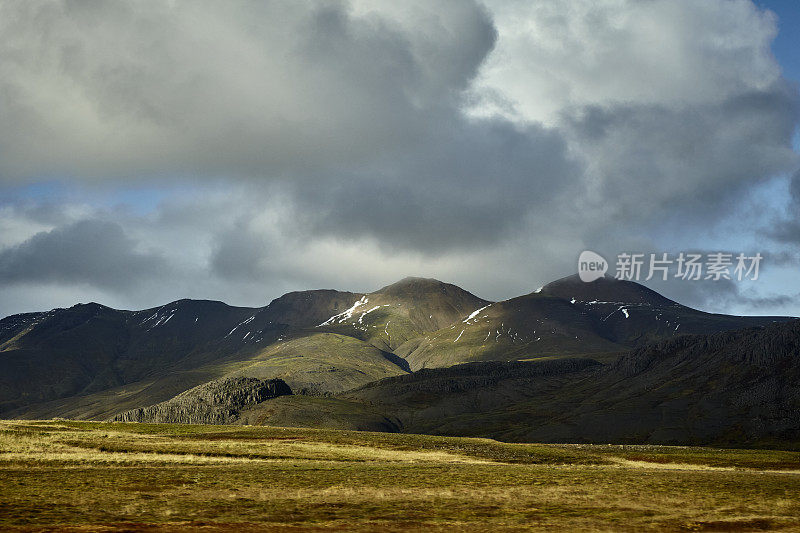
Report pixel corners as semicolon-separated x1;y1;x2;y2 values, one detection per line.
375;277;447;294
262;288;359;328
70;302;110;310
373;278;489;304
539;274;677;306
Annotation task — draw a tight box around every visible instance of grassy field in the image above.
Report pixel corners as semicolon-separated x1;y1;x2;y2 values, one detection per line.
1;421;799;531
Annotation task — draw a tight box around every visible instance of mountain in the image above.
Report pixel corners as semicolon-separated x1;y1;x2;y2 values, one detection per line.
106;317;800;446
0;295;408;418
0;277;485;418
322;319;800;446
252;289;360;328
220;332;410;394
0;300;268;414
0;275;793;428
540;273;677;305
395;291;624;370
539;274;783;345
396;275;786;369
314;277;490;353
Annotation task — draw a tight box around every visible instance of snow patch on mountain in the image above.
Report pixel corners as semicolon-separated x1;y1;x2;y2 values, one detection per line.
463;305;490;324
317;296;368;326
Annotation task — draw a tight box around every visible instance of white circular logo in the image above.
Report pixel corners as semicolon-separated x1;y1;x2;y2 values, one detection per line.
578;250;608;282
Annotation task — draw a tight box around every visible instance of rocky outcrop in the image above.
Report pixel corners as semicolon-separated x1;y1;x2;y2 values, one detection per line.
111;377;291;424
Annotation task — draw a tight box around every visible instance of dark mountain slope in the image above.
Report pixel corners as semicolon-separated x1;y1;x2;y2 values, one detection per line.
340;320;800;446
0;290;417;418
119;300;267;380
0;304;130;412
540;274;677;305
0;311;44;347
0;300;276;415
540;274;786;346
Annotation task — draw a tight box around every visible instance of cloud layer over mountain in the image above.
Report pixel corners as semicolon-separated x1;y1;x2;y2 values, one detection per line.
0;0;797;317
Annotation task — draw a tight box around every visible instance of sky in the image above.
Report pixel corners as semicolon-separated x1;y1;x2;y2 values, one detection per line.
0;0;799;318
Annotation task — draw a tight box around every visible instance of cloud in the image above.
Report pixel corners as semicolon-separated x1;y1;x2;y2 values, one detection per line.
0;0;496;181
561;83;798;224
0;0;797;317
738;292;800;310
2;1;790;248
293;117;581;251
472;0;798;234
0;219;167;289
471;0;784;124
769;170;800;245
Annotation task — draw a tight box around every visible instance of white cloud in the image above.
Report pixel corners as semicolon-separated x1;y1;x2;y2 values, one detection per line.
471;0;782;124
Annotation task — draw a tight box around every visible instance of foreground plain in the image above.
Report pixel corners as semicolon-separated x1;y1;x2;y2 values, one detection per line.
1;421;800;531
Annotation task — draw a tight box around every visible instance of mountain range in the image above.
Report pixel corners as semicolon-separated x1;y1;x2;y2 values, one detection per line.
1;274;796;446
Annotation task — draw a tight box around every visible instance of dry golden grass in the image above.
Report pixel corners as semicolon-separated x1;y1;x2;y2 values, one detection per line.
1;420;799;531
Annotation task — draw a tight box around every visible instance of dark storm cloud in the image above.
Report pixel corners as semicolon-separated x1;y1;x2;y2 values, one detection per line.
1;0;547;250
0;219;167;289
652;276;742;311
294;117;581;251
561;82;799;223
0;0;497;183
210;222;271;282
0;0;795;251
654;277;798;315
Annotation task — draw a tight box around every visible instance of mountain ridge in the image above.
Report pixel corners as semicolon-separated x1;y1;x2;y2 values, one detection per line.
0;275;794;422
